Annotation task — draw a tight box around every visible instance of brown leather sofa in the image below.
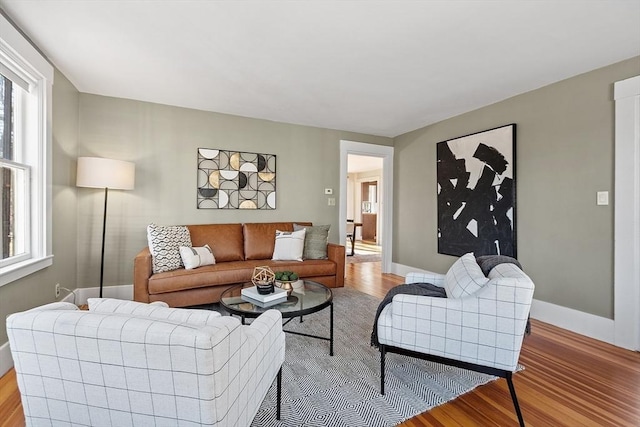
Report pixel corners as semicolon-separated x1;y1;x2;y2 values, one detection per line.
134;222;345;307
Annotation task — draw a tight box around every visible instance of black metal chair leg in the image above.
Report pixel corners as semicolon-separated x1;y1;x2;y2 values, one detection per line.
276;367;282;420
506;373;525;427
380;345;386;395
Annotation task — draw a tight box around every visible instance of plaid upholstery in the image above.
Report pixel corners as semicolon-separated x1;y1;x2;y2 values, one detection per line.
443;253;489;298
88;298;222;325
7;302;285;427
378;264;534;372
405;271;446;287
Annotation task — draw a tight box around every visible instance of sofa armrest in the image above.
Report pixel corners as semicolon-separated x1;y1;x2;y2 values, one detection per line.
406;271;445;287
327;243;346;286
134;247;153;303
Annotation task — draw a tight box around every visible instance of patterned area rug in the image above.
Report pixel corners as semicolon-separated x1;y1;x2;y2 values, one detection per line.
250;288;500;427
347;240;382;263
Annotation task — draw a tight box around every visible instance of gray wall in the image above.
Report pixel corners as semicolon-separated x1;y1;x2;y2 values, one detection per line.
393;56;640;319
76;94;392;290
0;69;79;345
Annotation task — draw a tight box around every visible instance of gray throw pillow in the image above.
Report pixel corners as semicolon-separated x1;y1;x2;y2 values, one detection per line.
293;223;330;259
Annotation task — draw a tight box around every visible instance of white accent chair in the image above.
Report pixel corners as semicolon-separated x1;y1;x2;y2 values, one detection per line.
7;298;285;427
377;255;534;427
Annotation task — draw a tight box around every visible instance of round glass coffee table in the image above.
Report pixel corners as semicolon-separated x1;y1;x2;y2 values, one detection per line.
220;280;334;355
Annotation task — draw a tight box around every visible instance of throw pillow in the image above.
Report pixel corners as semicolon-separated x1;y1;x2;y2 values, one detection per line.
88;298;222;326
444;252;489;298
147;223;192;273
272;229;306;261
179;244;216;269
293;223;330;259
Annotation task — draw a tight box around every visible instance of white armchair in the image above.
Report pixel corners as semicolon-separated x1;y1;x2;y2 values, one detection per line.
7;298;285;427
377;255;534;427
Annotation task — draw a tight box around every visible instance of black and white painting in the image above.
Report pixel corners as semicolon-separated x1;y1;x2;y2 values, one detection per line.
437;124;516;257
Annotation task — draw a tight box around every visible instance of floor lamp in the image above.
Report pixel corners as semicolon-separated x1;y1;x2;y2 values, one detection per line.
76;157;135;298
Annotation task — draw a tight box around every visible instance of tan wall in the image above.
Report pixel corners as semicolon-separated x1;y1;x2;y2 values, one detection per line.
0;70;79;345
393;56;640;319
76;94;392;290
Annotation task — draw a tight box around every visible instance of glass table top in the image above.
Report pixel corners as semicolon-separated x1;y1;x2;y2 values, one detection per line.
220;280;332;318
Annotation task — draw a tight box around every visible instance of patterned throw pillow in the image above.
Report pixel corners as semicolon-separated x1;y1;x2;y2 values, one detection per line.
147;223;192;273
444;252;489;298
179;245;216;269
293;223;330;259
272;229;306;261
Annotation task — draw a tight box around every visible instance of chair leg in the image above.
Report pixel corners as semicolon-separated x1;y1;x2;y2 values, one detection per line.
276;367;282;420
506;372;525;427
380;345;386;395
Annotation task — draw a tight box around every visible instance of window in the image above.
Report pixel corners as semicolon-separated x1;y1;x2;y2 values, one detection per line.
0;13;54;287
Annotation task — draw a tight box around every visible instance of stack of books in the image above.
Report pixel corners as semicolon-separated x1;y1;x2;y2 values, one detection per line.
241;286;288;307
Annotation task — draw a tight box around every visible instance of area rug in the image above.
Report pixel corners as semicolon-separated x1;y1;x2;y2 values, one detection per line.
248;288;501;427
346;240;382;263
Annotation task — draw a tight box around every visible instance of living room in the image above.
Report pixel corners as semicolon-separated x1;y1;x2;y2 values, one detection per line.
0;1;639;426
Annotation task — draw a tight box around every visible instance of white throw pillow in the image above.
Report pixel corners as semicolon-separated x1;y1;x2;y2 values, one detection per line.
444;252;489;298
179;244;216;269
147;223;192;273
88;298;222;325
272;229;306;261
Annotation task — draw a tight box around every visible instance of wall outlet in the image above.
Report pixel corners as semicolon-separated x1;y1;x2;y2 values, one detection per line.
55;283;60;298
328;197;336;206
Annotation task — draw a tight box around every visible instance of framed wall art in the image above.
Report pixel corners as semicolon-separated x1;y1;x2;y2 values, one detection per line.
436;124;516;257
197;148;276;209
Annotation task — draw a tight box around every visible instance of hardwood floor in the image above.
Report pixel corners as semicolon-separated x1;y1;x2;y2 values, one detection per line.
2;262;640;426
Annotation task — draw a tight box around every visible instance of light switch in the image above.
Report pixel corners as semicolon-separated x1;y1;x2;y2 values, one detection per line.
597;191;609;206
324;188;333;195
327;198;335;206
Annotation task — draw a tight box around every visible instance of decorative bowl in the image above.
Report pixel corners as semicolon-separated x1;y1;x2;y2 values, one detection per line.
276;279;297;295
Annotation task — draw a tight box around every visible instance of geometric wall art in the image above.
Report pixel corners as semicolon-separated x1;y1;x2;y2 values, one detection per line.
436;124;516;257
197;148;276;209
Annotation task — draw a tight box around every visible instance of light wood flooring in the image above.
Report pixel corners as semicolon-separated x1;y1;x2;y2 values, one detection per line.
2;261;639;426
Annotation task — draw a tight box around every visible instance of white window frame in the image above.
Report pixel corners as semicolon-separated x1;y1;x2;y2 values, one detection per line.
0;12;54;287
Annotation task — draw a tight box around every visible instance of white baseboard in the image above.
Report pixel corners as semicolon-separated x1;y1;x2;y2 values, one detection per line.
391;262;428;277
73;284;134;305
0;341;12;378
530;299;615;345
391;262;616;346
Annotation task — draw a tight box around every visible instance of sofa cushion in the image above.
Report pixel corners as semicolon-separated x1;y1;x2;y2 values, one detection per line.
180;244;216;269
444;252;489;298
294;223;330;260
243;222;295;260
187;223;244;262
147;223;192;273
88;298;222;325
272;229;306;261
148;259;336;294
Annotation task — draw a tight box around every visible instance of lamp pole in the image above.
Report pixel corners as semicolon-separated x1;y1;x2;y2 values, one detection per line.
99;187;109;298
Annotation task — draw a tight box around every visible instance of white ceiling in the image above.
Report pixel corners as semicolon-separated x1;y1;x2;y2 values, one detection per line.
348;154;383;173
1;1;639;137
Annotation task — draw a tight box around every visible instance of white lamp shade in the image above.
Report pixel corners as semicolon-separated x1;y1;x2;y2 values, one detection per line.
76;157;135;190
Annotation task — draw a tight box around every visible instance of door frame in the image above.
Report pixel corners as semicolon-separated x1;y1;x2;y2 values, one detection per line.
614;75;640;350
339;141;393;273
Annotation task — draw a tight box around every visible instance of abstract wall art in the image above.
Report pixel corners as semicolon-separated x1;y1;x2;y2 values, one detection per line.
436;124;516;257
197;148;276;209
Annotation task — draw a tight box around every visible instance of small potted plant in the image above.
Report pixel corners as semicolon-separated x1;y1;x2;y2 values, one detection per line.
275;270;299;295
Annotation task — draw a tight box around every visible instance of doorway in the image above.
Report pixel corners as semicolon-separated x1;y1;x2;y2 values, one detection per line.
339;141;393;273
347;157;383;262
